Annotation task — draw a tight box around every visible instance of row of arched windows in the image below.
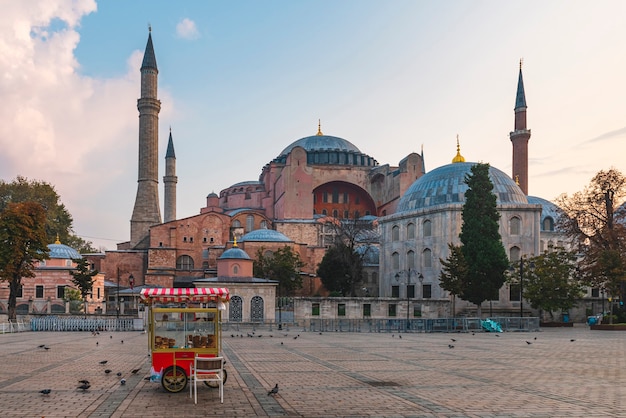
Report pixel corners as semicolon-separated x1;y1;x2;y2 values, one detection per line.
391;249;433;270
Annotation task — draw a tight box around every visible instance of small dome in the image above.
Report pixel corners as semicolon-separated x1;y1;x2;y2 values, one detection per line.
219;247;251;260
47;243;81;260
356;245;379;265
207;192;218;198
527;196;561;231
398;162;528;212
241;229;291;243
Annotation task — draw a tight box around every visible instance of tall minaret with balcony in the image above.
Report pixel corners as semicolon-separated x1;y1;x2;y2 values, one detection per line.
130;28;162;248
509;60;531;195
163;128;177;223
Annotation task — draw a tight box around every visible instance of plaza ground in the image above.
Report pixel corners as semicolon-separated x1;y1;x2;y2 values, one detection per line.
0;324;624;417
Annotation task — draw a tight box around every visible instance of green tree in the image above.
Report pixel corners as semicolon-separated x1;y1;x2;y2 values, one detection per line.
515;247;584;321
439;243;468;317
459;163;510;317
317;242;364;296
70;257;98;316
63;287;84;314
254;246;304;295
0;202;49;320
0;176;97;253
556;168;626;319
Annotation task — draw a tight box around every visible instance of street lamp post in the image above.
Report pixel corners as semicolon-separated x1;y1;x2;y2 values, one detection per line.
511;258;534;319
395;269;423;331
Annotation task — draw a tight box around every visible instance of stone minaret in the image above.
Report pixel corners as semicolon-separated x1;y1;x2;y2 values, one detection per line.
163;128;177;223
509;60;531;195
130;29;162;248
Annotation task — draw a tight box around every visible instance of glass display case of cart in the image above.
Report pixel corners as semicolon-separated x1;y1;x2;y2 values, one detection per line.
151;303;220;355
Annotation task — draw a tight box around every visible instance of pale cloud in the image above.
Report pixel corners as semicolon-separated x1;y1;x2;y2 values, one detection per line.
176;18;199;40
0;0;173;248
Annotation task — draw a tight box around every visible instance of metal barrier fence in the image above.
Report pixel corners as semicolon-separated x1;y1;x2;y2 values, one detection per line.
0;320;28;333
220;317;540;334
30;316;136;332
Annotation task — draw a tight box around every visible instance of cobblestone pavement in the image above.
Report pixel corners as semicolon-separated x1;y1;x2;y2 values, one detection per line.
0;324;624;417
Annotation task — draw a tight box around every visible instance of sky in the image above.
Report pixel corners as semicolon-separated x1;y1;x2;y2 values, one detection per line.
1;0;626;251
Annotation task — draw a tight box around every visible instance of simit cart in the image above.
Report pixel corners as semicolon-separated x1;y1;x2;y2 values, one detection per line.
140;287;230;393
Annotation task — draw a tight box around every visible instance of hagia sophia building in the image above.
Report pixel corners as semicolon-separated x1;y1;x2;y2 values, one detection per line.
94;30;583;320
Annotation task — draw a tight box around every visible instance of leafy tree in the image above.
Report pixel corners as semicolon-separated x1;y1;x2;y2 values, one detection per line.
439;243;468;317
70;257;98;316
514;246;584;321
0;202;49;320
0;176;97;253
556;168;626;315
459;163;510;317
63;287;84;314
316;216;377;296
317;242;364;296
253;246;304;295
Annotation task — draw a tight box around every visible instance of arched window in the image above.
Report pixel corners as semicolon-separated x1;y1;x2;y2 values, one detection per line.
332;209;338;218
176;255;194;270
246;215;254;232
422;248;432;268
510;246;520;262
423;220;432;237
392;252;400;270
229;296;243;322
407;250;415;270
233;265;239;275
407;223;415;239
543;217;554;231
510;216;521;235
392;225;400;241
250;296;264;322
232;220;241;228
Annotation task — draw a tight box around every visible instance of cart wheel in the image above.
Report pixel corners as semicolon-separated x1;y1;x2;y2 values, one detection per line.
161;366;188;393
205;368;228;388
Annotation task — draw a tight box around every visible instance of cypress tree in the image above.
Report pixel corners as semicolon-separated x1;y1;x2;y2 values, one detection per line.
459;163;509;316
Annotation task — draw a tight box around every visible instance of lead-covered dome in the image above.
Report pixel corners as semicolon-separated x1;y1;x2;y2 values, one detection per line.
241;229;291;242
527;196;561;231
278;135;361;158
219;247;251;260
48;243;81;260
398;162;528;212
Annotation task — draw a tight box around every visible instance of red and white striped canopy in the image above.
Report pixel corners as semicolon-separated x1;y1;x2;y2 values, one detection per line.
140;287;230;304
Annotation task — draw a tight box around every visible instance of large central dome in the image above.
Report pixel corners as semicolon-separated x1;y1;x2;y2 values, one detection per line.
277;134;361;159
397;162;528;212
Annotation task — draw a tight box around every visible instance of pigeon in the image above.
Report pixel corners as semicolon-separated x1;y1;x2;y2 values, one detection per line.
231;334;235;338
399;335;402;339
120;379;126;385
280;342;283;345
471;332;475;336
448;344;454;349
44;346;50;350
319;332;322;335
39;389;51;395
104;369;112;374
99;360;108;365
78;380;90;385
534;337;537;340
267;384;279;396
570;339;576;342
121;340;124;344
78;383;90;391
495;334;501;337
526;341;532;345
38;344;46;348
131;368;140;374
96;342;99;346
392;334;394;338
110;335;113;339
451;338;456;342
117;372;122;377
293;335;298;340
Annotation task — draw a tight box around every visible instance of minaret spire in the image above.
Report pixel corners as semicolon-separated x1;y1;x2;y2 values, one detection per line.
131;29;162;248
163;127;177;223
509;59;531;195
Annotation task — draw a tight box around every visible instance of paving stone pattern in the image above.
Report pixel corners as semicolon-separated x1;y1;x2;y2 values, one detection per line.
0;325;624;417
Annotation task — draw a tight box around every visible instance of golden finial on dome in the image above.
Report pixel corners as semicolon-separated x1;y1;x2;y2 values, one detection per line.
515;175;520;185
233;235;238;247
317;119;323;136
452;134;465;163
55;233;61;244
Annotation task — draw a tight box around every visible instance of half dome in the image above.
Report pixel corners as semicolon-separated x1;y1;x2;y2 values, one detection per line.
397;162;528;212
241;229;291;242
